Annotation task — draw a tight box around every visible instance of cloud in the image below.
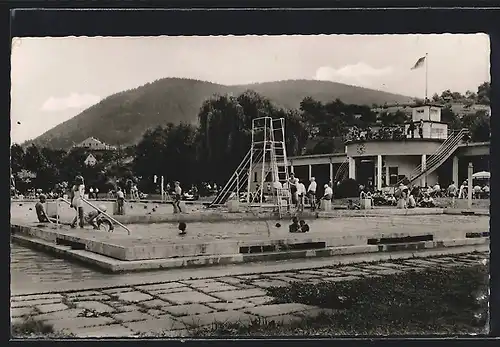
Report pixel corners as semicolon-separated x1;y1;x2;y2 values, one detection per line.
314;62;393;88
41;93;101;112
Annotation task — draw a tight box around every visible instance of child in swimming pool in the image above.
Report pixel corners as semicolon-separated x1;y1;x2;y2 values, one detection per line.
299;220;310;232
178;222;187;235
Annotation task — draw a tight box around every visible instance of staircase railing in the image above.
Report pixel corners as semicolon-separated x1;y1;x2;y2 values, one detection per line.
209;149;265;206
399;128;468;186
334;158;349;182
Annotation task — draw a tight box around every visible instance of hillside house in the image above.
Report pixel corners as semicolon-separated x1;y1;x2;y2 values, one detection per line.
84;153;98;166
74;137;116;151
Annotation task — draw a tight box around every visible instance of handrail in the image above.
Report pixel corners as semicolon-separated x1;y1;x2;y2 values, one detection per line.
415;129;466;175
210;149;252;206
401;129;467;185
82;197;131;235
57;197;131;235
410;129;463;177
210;149;266;206
334;158;349;182
406;130;461;179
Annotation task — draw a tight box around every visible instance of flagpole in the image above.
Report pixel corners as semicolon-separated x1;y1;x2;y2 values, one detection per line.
425;53;428;102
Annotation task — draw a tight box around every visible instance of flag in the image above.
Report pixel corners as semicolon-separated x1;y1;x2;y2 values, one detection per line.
411;56;426;70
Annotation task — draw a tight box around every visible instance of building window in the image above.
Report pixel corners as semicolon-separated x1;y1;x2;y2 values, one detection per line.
254;172;257;182
389;167;398;185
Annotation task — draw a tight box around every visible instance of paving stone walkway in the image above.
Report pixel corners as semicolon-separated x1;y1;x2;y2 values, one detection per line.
11;251;488;338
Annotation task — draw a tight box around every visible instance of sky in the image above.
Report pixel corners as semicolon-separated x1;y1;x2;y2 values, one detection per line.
10;34;490;144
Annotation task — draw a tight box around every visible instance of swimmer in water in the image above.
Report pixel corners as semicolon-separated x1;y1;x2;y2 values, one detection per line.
289;216;300;233
178;222;187;235
299;220;310;233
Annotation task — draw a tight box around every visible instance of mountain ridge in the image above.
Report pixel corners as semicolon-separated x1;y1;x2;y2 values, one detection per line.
27;78;415;150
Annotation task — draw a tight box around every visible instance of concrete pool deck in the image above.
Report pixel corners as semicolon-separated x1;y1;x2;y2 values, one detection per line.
11;209;490;272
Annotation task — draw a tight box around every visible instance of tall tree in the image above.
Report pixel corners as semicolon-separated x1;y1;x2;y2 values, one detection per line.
477;82;490;105
10;144;25;175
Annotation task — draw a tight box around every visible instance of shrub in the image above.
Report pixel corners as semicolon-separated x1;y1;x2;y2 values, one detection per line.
265;265;489;335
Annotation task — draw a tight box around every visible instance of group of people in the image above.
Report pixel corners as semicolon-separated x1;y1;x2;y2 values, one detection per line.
288;216;310;233
35;175;113;231
452;180;490;199
406;119;425;139
271;174;333;212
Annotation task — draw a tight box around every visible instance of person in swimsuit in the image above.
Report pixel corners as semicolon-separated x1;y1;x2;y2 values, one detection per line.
70;176;85;228
173;181;182;213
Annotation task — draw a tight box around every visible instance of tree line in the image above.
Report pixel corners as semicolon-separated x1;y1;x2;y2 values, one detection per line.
11;85;490;194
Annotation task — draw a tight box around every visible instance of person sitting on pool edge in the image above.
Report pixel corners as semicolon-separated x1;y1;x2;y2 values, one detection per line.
35;194;53;223
289;216;300;233
299;220;310;232
178;222;187;235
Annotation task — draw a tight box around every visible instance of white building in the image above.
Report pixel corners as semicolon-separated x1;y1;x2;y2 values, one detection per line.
84;153;98;166
74;137;116;151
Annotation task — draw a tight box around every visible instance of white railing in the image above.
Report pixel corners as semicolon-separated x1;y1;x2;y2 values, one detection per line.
400;128;468;185
210;149;266;206
334;158;349;182
55;197;131;235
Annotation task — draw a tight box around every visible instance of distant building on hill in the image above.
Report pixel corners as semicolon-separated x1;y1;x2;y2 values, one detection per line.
74;137;116;151
84;153;98;166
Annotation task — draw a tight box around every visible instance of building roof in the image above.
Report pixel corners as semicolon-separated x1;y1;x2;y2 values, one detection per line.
411;103;443;109
75;137;116;149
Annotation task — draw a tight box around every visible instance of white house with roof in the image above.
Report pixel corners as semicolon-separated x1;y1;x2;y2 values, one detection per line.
74;137;116;151
84;153;98;166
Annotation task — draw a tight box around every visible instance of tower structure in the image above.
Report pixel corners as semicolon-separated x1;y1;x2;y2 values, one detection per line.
210;117;292;218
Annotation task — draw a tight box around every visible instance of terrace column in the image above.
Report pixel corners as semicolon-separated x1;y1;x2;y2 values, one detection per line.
308;164;312;180
385;165;390;186
348;157;356;179
421;154;427;187
377;155;383;191
452;156;459;185
468;162;473;209
329;162;334;184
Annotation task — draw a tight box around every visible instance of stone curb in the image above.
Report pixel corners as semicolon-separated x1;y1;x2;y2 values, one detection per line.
11;232;489;274
11;243;489;296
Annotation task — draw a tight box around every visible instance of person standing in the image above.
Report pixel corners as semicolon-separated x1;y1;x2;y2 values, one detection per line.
419;119;424;138
307;177;317;211
297;179;306;212
95;187;99;200
173;181;182;213
407;121;416;139
287;173;299;207
116;187;125;215
89;187;94;199
70;176;86;228
319;184;333;209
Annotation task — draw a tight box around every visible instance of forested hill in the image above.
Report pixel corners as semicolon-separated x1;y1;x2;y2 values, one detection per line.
28;78;414;150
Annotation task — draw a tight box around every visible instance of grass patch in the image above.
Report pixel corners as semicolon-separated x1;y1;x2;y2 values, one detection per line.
11;313;74;338
11;315;54;336
266;264;489;335
190;265;489;336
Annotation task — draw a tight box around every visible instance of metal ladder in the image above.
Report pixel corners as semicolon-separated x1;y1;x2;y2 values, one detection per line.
270;118;292;218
